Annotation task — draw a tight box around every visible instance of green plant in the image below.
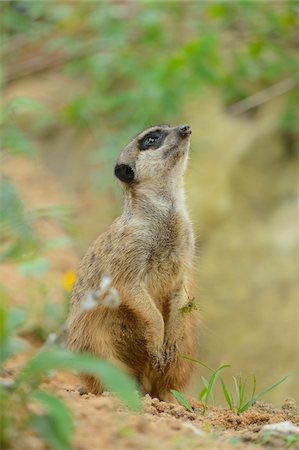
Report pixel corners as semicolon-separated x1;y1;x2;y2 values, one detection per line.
173;356;290;415
260;429;299;449
286;434;299;449
170;390;193;413
0;300;141;449
221;373;290;414
171;361;230;414
198;364;230;413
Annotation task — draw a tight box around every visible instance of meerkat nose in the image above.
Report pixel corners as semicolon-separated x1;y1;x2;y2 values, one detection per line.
178;124;192;136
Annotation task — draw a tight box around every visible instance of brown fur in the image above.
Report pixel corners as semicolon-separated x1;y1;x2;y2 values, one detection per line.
67;124;199;401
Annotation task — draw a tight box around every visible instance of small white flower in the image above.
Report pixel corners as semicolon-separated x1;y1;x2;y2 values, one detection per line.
100;274;112;291
80;275;121;312
46;333;57;344
48;369;57;379
103;287;120;308
94;274;112;298
81;291;99;311
0;379;15;390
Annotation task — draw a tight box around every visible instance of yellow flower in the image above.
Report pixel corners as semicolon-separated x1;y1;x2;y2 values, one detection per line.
62;270;77;292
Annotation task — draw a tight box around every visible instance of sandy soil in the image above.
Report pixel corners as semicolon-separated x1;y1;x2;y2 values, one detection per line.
58;391;299;450
4;361;298;450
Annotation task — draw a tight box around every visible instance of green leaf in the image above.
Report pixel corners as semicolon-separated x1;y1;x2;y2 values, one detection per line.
6;308;27;333
181;356;214;372
239;374;291;413
171;390;193;413
199;374;209;401
220;378;234;411
19;258;50;278
238;376;247;409
199;386;207;402
0;178;35;247
2;126;36;157
233;376;240;408
251;374;257;401
0;385;10;447
5;97;49;116
17;347;141;410
0;302;27;365
31;390;73;450
203;364;230;411
201;376;214;405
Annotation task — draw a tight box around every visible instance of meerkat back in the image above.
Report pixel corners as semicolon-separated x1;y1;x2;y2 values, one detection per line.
67;124;199;401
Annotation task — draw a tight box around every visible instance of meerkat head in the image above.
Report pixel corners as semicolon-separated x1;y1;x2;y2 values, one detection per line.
114;124;191;186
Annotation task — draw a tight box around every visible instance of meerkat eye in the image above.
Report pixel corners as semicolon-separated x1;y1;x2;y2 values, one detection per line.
139;132;164;151
145;136;156;145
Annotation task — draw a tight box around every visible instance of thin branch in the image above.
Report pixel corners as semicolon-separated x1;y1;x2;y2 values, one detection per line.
227;76;298;116
4;40;103;84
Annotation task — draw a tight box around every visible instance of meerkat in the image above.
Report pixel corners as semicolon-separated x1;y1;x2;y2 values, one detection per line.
67;124;199;401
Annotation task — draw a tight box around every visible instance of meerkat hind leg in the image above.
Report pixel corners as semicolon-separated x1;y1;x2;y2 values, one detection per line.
149;357;194;402
80;374;103;395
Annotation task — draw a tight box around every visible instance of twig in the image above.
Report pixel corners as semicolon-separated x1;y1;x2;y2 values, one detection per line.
227;76;298;116
4;40;103;84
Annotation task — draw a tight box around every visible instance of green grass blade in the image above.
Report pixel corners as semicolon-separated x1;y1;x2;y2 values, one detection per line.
17;347;141;410
233;376;240;408
239;374;291;413
201;376;210;393
181;356;214;372
31;390;73;450
220;378;234;411
201;376;209;388
239;375;247;410
199;376;209;402
201;375;215;405
204;364;230;411
171;390;193;412
251;374;256;400
199;386;207;402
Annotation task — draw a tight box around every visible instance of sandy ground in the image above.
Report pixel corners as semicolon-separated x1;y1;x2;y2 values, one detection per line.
58;391;299;450
4;360;298;450
61;395;298;450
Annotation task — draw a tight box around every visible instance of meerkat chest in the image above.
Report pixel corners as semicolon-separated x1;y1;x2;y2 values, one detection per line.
143;213;193;284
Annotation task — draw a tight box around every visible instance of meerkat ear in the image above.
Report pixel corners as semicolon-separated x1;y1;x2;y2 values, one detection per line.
114;163;135;183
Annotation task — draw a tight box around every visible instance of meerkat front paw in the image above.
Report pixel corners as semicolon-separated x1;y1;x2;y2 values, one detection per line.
151;348;166;372
163;339;178;366
147;338;165;371
145;320;165;371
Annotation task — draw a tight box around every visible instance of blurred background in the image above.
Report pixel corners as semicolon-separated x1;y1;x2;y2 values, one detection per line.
1;1;298;404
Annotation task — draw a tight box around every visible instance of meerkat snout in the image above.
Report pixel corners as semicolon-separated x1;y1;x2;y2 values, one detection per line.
178;124;192;136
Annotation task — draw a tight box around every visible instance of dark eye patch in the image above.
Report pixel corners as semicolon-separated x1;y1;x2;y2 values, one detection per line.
139;131;166;151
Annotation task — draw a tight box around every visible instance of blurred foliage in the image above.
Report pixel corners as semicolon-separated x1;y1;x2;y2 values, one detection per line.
0;94;73;263
1;0;297;275
0;300;141;449
1;0;298;169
